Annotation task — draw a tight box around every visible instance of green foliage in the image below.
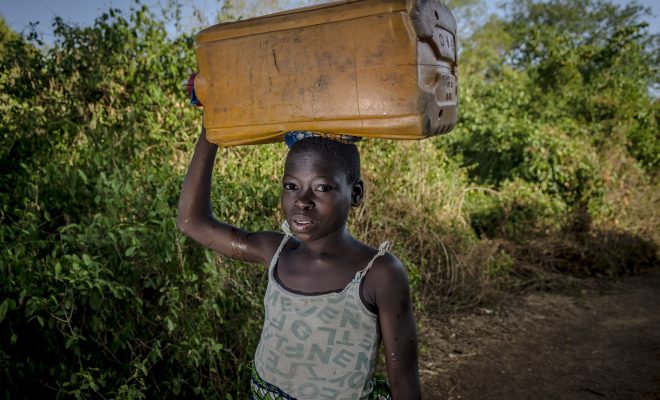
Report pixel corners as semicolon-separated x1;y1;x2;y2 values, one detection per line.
0;16;20;60
465;179;567;240
0;5;246;398
447;0;658;241
448;67;604;207
507;0;659;170
486;250;514;278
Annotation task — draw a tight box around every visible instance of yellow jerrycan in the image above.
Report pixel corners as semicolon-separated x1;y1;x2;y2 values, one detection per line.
192;0;457;147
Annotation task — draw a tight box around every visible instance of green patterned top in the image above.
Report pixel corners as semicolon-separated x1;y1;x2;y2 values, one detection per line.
253;234;390;399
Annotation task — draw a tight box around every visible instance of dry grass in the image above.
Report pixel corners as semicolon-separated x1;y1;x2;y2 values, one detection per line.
597;146;660;243
351;140;495;313
351;140;659;317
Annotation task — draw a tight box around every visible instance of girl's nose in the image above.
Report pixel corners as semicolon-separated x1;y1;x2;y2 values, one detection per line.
294;190;314;210
294;198;314;210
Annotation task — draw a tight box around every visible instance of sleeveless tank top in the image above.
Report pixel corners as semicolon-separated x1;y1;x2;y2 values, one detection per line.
254;234;390;399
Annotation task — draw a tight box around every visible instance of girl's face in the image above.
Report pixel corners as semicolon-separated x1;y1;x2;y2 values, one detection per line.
281;150;360;241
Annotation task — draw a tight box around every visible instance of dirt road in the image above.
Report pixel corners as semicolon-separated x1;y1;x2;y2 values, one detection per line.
419;270;660;400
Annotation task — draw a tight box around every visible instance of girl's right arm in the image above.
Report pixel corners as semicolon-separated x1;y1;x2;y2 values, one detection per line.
176;127;283;264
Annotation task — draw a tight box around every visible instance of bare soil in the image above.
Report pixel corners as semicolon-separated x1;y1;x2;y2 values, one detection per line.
418;270;660;400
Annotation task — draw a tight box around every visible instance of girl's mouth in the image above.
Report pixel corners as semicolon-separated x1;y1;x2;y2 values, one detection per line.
291;215;315;231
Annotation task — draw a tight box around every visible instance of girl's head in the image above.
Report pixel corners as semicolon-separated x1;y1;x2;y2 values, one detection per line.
281;136;363;240
287;136;361;184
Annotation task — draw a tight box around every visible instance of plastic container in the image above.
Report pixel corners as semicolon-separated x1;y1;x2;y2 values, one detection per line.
193;0;457;147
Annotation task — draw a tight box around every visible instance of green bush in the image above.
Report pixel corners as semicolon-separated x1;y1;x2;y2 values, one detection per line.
464;178;567;240
0;7;251;397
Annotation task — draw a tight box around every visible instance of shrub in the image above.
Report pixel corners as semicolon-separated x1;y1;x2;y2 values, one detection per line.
464;178;567;240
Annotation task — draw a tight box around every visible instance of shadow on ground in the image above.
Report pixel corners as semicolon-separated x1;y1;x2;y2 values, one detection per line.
419;269;660;400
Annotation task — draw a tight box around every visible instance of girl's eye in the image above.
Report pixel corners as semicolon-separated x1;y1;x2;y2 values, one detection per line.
315;185;332;192
283;183;297;191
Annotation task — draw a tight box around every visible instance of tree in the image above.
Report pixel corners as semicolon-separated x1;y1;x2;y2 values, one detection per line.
502;0;659;170
448;0;658;196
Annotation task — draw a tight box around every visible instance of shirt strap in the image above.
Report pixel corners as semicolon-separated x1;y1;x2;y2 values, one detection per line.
354;241;391;282
269;233;291;272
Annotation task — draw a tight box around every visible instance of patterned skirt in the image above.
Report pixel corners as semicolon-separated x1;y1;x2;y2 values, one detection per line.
249;361;392;400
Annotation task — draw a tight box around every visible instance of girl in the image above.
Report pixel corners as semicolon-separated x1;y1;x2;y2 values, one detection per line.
177;127;421;399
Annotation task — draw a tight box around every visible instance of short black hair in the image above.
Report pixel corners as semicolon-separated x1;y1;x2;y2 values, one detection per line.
288;136;361;184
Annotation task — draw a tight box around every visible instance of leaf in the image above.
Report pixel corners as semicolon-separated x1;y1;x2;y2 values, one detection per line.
18;289;27;305
90;291;101;310
78;169;88;185
125;246;136;257
0;299;9;323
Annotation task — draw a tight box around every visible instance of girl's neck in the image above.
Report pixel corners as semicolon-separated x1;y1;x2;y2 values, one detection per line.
296;227;357;259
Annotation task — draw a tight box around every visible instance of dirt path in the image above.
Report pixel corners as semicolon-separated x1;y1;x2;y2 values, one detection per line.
419;270;660;400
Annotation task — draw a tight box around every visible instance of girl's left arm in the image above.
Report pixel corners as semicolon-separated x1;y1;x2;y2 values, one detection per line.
372;255;421;399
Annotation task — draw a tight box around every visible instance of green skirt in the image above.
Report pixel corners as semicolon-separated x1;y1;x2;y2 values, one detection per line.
249;361;392;399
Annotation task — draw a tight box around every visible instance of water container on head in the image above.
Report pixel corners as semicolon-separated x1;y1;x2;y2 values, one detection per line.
191;0;458;147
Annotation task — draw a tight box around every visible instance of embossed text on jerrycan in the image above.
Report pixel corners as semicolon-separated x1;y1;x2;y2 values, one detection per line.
193;0;457;147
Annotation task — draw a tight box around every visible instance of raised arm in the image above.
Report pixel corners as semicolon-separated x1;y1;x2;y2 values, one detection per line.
176;127;282;264
371;255;421;399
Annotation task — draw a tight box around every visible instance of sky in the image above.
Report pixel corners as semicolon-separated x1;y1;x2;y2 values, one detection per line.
1;0;659;43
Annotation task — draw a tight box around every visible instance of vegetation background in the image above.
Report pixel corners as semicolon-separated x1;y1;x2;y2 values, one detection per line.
1;0;658;398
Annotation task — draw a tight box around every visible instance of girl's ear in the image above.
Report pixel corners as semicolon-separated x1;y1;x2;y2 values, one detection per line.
351;180;364;207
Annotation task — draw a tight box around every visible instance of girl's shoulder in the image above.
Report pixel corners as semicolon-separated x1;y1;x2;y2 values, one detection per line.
361;247;410;306
250;230;291;266
366;251;407;282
